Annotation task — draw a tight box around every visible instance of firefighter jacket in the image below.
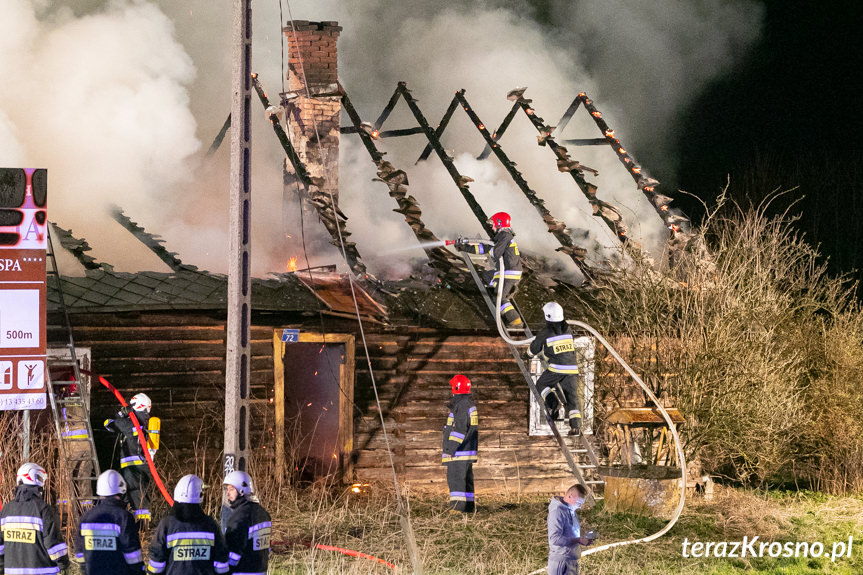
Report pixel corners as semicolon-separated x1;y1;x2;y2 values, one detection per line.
74;497;144;575
489;228;522;284
441;394;479;464
528;322;580;375
147;504;228;575
105;409;152;470
0;485;70;575
224;496;271;575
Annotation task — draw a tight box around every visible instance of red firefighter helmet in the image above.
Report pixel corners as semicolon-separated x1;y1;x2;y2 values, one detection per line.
450;374;471;394
489;211;511;230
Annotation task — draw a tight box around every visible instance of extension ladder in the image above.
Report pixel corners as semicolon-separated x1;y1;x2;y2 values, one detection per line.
460;253;605;500
45;226;101;521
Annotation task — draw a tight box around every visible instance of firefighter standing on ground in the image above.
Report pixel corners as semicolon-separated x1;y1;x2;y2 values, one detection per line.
223;471;271;574
147;474;229;575
0;463;70;575
529;302;583;435
441;374;479;513
74;470;144;575
104;392;158;522
455;211;524;328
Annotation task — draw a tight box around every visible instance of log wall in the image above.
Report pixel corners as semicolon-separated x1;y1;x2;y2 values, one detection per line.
51;312;582;494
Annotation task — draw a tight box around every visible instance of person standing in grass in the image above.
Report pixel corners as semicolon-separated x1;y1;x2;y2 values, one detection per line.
441;374;479;513
547;483;595;574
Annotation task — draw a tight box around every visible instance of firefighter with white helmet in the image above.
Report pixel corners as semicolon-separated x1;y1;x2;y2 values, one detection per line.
529;302;583;435
147;475;229;575
454;211;525;328
0;463;70;575
74;470;144;575
104;392;156;522
441;374;479;512
222;471;271;574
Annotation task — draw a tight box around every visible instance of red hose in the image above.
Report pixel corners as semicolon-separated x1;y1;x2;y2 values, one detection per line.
314;544;397;570
94;374;174;506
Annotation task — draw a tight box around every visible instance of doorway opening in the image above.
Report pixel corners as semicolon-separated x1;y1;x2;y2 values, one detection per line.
273;331;354;483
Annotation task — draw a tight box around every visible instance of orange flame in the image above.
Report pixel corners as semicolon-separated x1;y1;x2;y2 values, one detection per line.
287;257;298;272
632;167;642;174
591;110;602;118
604;129;615;138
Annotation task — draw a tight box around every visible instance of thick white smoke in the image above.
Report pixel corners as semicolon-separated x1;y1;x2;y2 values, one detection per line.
0;0;764;278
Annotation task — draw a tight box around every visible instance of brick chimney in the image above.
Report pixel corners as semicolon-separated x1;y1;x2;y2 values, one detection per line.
283;20;341;201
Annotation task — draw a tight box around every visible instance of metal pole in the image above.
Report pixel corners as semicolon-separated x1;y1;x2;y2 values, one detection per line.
224;0;252;526
22;410;30;459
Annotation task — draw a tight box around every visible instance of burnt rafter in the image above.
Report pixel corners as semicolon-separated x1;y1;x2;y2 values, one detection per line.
453;91;591;278
48;223;103;271
396;83;496;239
340;87;468;280
518;89;694;246
250;75;367;277
513;94;637;248
110;207;196;272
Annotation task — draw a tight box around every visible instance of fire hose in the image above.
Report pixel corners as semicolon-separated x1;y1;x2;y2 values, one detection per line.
484;258;687;567
92;372;174;506
313;544;397;570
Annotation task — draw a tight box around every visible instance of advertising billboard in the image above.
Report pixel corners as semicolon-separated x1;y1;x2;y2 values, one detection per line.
0;168;48;410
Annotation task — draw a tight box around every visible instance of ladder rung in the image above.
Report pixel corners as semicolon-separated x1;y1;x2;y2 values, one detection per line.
580;464;597;469
50;381;82;386
49;359;77;366
585;480;605;485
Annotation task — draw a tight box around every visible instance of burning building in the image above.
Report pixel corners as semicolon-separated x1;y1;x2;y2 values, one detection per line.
39;19;687;498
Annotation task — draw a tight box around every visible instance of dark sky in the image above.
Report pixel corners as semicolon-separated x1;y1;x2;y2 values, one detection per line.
675;0;863;279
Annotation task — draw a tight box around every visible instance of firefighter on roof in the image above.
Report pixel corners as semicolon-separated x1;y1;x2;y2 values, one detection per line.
74;470;144;575
455;211;524;328
441;374;479;513
529;302;583;435
0;463;70;575
147;475;229;575
223;471;271;575
104;392;158;522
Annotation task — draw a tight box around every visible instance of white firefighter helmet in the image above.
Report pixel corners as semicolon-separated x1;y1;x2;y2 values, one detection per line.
130;393;152;413
224;470;254;497
543;301;565;322
96;469;127;496
174;474;204;504
16;462;47;487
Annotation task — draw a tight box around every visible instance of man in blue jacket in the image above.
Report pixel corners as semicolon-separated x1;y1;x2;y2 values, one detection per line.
547;484;595;574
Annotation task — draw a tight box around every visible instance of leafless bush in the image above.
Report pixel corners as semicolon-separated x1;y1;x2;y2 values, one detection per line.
583;190;861;488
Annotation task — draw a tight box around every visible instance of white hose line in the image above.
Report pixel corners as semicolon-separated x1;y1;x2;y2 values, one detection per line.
484;252;685;567
565;319;687;557
493;256;535;346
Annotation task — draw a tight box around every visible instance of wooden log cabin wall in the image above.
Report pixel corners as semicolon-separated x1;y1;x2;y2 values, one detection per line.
45;266;684;495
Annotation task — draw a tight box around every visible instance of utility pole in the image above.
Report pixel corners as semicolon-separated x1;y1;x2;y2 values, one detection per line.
224;0;252;505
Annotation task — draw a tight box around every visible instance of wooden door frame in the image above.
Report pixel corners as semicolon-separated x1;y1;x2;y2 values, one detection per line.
272;330;355;480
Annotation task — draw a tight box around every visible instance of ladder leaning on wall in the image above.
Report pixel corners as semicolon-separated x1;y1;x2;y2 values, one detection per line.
44;226;101;523
460;253;605;501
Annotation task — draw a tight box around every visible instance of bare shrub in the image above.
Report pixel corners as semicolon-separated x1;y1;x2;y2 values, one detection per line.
583;191;859;487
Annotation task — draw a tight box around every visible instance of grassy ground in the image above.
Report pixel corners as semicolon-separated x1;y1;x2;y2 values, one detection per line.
266;484;863;574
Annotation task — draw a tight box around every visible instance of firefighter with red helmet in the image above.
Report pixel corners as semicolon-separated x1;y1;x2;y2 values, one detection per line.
455;211;524;328
529;302;583;435
104;392;155;523
441;374;479;513
0;463;70;575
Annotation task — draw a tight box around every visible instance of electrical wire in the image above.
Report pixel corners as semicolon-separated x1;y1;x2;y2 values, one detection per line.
280;4;420;570
282;0;403;508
